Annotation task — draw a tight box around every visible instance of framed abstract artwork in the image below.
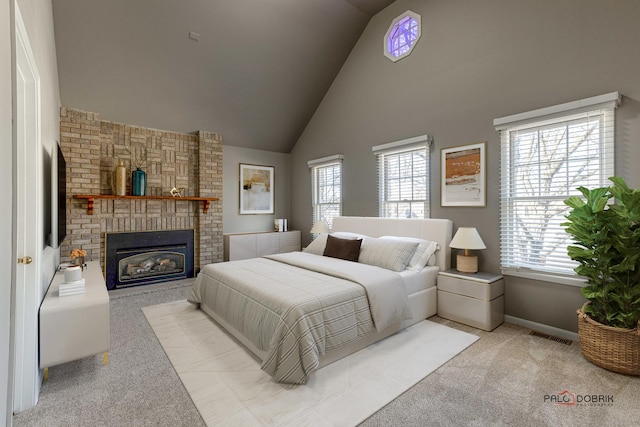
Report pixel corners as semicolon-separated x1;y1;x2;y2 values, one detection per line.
239;163;275;214
441;142;486;207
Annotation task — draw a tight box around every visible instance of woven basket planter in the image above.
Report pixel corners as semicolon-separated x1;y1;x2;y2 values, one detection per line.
577;303;640;375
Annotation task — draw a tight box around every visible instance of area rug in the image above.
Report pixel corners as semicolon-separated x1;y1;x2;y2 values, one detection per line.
143;300;479;426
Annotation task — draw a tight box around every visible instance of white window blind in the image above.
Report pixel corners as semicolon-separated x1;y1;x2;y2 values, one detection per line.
495;92;619;283
308;155;343;230
373;135;432;218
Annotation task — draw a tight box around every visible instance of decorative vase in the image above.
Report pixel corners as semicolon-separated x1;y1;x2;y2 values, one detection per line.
577;303;640;375
114;159;127;196
132;167;146;196
72;256;85;271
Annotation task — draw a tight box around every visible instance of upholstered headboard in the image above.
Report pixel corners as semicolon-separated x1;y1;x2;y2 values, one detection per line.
331;216;453;271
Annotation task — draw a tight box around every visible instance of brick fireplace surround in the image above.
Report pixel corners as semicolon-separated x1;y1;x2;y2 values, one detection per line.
59;107;223;272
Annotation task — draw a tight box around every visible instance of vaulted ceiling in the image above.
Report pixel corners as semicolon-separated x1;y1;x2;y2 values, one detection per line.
52;0;395;153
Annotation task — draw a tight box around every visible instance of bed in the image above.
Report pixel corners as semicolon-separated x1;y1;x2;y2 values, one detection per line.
188;216;452;384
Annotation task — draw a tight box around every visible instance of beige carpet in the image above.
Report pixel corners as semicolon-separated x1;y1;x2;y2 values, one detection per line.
143;300;479;426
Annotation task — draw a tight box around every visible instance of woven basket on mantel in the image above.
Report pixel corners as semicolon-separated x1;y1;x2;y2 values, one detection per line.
577;303;640;376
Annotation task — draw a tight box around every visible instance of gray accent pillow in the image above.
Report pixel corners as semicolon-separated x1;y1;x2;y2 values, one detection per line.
380;236;440;270
358;237;418;272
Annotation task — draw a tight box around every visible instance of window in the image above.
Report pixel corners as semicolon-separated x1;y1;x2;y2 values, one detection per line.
309;155;343;230
373;135;432;218
384;10;421;62
494;92;620;284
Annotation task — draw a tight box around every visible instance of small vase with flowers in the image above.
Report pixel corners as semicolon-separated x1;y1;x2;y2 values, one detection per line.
70;248;87;270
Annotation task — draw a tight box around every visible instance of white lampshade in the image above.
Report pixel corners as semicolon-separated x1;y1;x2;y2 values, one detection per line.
450;227;486;273
310;220;329;234
449;227;486;250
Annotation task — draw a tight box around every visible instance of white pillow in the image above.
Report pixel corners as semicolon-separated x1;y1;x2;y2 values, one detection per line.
358;237;418;272
380;236;439;271
331;231;369;240
303;233;328;255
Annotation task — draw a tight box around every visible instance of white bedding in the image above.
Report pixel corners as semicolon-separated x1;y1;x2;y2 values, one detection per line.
266;252;413;331
399;265;439;294
188;252;412;384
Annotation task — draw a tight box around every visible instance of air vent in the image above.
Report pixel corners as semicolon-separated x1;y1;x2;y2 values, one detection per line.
528;330;572;346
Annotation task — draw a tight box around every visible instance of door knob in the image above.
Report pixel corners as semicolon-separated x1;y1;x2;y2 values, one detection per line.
17;256;32;264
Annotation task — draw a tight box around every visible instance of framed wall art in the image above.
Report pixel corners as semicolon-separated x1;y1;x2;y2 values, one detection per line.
441;142;486;207
239;163;275;214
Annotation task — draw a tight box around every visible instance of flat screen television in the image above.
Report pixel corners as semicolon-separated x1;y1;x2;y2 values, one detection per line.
51;142;67;248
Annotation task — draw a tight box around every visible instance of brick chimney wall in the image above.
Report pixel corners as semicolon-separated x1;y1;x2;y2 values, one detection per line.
59;107;223;270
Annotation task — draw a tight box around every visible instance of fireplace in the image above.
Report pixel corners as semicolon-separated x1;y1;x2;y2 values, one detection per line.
105;230;195;290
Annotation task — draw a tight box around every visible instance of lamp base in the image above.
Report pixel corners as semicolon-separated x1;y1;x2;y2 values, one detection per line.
456;254;478;273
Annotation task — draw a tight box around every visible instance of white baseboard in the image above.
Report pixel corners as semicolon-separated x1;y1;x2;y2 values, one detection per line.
504;315;579;342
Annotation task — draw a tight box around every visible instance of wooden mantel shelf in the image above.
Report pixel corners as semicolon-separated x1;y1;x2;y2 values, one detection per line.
73;194;219;215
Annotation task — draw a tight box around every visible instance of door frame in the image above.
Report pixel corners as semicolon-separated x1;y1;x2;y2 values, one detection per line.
1;0;15;424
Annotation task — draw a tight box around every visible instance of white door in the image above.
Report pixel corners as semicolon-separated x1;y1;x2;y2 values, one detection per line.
13;4;42;412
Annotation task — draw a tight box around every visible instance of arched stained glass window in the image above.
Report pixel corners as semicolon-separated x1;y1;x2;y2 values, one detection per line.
384;11;421;62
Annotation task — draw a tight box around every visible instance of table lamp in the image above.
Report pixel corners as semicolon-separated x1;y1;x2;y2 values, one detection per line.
449;227;486;273
310;220;329;235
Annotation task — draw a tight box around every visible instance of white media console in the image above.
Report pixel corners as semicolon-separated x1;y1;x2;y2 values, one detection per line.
39;261;110;378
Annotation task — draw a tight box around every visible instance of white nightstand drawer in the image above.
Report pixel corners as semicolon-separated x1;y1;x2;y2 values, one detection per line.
438;274;504;301
438;290;504;331
437;269;505;331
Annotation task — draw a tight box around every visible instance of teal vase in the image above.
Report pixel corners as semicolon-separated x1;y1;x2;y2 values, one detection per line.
132;167;146;196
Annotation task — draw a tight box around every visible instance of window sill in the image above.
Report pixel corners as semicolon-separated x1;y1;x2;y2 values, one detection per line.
501;269;586;288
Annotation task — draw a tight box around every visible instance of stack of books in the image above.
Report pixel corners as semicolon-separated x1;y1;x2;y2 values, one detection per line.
59;278;86;297
274;218;288;232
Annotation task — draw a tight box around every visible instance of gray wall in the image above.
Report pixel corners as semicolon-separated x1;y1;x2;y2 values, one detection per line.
290;0;640;332
223;145;291;234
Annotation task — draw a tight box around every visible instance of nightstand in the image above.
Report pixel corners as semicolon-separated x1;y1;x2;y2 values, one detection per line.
437;269;504;331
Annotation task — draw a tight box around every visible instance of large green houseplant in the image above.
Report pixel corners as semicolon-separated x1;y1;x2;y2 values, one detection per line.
563;176;640;375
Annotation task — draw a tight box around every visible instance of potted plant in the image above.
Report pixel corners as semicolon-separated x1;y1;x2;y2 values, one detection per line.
563;176;640;375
